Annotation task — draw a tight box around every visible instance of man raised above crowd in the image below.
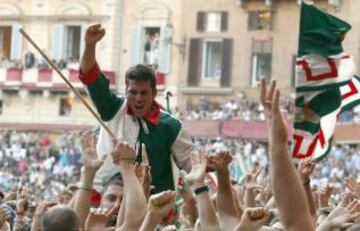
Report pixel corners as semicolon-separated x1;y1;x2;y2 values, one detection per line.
78;24;194;193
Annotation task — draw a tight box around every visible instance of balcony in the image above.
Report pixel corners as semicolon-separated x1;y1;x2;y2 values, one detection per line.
236;0;340;8
0;67;116;91
236;0;275;7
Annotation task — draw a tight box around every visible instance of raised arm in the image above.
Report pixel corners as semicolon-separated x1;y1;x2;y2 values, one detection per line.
80;24;104;75
234;207;270;231
298;158;317;217
207;151;241;230
185;151;219;229
316;198;360;231
244;168;263;209
260;79;314;231
79;24;123;121
74;131;105;229
112;141;147;231
0;207;10;231
30;201;57;231
139;190;176;231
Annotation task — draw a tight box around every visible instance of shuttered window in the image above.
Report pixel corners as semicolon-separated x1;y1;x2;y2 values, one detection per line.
188;38;233;87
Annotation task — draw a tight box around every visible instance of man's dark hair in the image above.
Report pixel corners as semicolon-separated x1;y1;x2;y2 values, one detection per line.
42;206;79;231
125;64;157;90
102;172;124;194
0;192;4;200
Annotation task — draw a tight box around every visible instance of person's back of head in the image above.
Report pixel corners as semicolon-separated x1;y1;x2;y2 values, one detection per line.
41;205;80;231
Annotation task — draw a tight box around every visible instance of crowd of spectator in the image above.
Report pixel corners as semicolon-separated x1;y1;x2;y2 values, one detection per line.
181;95;360;124
1;74;360;230
1;125;360;230
3;128;359;204
0;50;80;70
181;95;295;121
0;131;82;203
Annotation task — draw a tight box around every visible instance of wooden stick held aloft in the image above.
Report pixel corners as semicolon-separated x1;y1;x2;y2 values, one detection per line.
19;29;116;139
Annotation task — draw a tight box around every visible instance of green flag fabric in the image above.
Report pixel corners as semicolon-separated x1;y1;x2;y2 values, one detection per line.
298;2;351;57
293;1;356;160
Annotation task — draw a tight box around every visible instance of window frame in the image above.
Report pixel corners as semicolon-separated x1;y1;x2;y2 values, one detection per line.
201;38;223;80
248;10;273;31
0;26;12;60
251;52;272;87
206;12;222;32
59;97;72;117
64;25;82;60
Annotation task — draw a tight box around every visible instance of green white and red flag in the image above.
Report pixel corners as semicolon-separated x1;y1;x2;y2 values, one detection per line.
293;1;356;159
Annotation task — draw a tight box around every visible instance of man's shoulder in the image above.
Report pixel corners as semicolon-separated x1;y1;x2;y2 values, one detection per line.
159;110;181;123
159;110;182;130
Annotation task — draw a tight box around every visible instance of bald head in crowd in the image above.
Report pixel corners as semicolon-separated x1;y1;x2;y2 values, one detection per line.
41;205;80;231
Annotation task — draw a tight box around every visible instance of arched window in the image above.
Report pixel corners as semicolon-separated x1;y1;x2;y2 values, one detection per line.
129;3;172;74
51;3;91;64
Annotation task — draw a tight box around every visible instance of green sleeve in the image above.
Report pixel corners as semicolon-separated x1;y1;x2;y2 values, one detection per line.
87;73;124;121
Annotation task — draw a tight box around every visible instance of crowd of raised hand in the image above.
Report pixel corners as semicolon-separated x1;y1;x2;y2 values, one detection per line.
1;80;360;230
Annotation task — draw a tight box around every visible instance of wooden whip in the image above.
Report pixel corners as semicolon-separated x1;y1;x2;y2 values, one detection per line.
19;29;116;139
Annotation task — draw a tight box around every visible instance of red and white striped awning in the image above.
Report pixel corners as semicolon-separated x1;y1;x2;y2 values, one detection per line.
0;68;116;90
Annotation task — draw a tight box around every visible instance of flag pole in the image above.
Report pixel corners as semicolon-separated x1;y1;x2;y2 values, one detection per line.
19;29;116;139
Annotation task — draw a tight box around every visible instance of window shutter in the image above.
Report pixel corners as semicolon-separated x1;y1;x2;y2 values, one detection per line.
51;25;65;61
196;12;205;32
158;25;172;74
221;39;233;87
79;25;86;59
187;39;202;86
248;12;258;31
221;12;228;31
64;27;71;59
129;26;144;67
10;24;23;61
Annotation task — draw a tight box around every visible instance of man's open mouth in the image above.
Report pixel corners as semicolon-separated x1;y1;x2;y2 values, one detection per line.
134;105;144;110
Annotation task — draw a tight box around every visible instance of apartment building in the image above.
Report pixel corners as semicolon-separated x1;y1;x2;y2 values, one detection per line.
177;0;359;109
0;0;124;129
1;0;359;131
